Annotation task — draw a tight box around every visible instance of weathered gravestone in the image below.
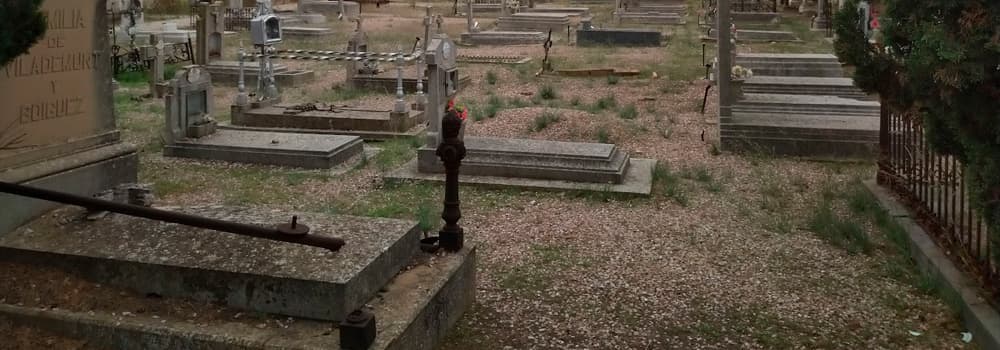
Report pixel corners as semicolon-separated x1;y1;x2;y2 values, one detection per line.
162;66;365;168
0;0;139;234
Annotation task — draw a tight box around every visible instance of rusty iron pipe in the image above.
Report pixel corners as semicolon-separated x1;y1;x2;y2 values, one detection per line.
0;181;345;252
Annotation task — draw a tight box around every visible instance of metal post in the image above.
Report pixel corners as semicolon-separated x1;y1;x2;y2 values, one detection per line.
436;109;466;252
717;0;733;118
0;181;346;252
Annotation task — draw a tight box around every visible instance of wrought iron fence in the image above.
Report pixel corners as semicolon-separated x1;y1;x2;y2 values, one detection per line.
878;106;998;299
111;40;194;74
225;7;258;31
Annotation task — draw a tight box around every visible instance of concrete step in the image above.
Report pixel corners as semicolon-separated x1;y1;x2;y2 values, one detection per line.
720;113;878;159
733;93;880;116
744;76;873;100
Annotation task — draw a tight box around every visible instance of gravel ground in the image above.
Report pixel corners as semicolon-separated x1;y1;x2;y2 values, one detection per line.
1;1;977;349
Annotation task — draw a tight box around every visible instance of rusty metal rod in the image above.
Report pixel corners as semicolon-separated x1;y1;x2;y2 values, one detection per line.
0;181;345;252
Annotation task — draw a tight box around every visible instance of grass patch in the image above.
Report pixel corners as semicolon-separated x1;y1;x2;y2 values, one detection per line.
499;244;590;295
807;200;873;255
570;96;581;106
618;104;638;120
606;75;620;85
586;94;618;113
539;85;558;100
595;127;611;143
532;110;561;132
485;70;498;85
372;137;421;171
653;164;688;206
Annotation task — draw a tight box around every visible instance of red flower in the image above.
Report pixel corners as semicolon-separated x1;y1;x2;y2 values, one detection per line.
447;98;468;121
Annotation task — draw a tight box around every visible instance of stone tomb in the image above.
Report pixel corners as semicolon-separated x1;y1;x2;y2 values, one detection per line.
614;0;687;25
0;206;476;350
298;0;361;20
496;12;574;32
577;20;662;47
0;0;138;234
388;36;655;195
228;101;427;140
162;66;364;169
735;53;845;77
346;28;471;93
461;1;548;45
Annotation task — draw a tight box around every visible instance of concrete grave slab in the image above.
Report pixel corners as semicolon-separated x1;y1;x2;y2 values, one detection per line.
0;245;475;350
205;60;316;86
164;129;364;169
733;93;880;116
388;158;656;196
0;206;422;322
226;104;427;141
743;76;873;100
283;26;336;38
417;136;631;184
351;70;472;94
577;28;663;46
461;31;549;45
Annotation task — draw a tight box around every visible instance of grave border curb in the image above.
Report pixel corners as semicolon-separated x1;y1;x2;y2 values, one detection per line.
864;180;1000;350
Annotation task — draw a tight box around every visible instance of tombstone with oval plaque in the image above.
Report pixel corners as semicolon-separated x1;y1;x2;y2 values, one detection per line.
0;0;139;234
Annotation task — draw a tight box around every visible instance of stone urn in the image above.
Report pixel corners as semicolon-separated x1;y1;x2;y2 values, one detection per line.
730;78;745;100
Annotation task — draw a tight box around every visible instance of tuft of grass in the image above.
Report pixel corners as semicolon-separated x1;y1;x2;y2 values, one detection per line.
485;70;498;85
588;94;618;113
606;75;620;85
508;97;529;108
618;104;639;120
416;203;437;232
807;201;873;255
595;127;611;143
653;164;688;206
570;96;581;106
373;137;421;171
532;110;561;132
539;85;557;100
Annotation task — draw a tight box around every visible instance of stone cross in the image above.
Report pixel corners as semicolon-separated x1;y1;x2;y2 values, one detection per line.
435;15;444;31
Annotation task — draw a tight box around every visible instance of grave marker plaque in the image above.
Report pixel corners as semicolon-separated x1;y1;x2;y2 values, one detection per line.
0;0;118;170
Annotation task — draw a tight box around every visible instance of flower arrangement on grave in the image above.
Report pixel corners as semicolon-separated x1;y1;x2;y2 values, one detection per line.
731;65;753;80
447;99;469;121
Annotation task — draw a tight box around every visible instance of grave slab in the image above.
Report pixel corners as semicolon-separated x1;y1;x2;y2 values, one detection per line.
164;129;364;169
0;206;422;322
351;71;471;94
577;28;663;46
227;104;427;140
733;93;880;116
461;31;548;45
417;136;631;184
388;158;656;196
743;76;872;100
205;60;316;86
0;245;474;350
283;26;336;38
298;0;361;19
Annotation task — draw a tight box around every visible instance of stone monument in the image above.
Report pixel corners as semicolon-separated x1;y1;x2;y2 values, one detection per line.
195;1;226;65
0;0;138;234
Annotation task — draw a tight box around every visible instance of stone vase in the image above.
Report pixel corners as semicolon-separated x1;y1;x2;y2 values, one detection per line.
731;78;745;100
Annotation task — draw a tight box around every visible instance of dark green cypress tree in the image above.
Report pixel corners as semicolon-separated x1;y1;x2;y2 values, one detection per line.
0;0;48;67
835;0;1000;264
